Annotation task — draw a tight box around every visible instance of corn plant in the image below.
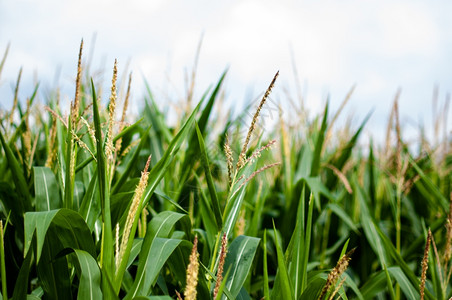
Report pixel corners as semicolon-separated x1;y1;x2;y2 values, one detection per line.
0;41;451;300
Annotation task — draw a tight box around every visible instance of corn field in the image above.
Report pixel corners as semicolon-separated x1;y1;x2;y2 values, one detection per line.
0;42;451;300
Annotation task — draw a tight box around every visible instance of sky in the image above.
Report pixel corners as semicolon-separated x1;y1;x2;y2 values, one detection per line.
1;0;451;144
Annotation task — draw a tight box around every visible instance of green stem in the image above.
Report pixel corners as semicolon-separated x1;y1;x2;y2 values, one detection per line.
101;174;114;297
320;209;332;268
395;180;402;300
0;221;6;299
64;119;74;209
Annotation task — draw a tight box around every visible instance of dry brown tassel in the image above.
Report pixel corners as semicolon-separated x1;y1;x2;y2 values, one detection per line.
175;290;183;300
237;71;279;169
213;233;228;299
71;39;83;129
318;248;355;300
45;117;57;169
420;229;432;300
224;134;234;188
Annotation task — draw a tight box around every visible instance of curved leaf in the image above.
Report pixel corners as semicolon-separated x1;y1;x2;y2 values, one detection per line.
300;275;325;300
70;249;103;300
37;230;71;299
24;208;95;263
0;130;31;209
126;238;182;299
12;242;33;300
271;223;293;300
117;211;189;296
223;235;260;299
388;267;419;299
326;203;359;233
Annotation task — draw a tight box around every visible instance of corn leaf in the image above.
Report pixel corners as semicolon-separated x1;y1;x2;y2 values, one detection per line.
195;123;222;229
125;238;182;299
271;221;293;299
66;249;103;300
0;130;31;209
24;208;95;263
223;235;260;299
33;166;61;211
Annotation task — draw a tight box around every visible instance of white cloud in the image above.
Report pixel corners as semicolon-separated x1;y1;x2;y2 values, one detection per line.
0;0;451;140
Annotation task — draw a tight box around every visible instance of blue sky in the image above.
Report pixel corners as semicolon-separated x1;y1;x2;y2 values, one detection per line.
1;0;451;143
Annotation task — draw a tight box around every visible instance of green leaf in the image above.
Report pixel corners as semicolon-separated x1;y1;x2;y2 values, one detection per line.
197;69;228;135
69;249;103;300
127;239;143;269
24;208;95;263
132;296;173;300
141;101;201;207
271;221;293;299
302;176;335;210
263;230;270;300
223;235;260;299
154;189;187;213
8;83;39;146
178;70;227;186
343;272;364;300
37;230;72;299
409;156;449;212
113;102;197;287
285;186;305;298
195;175;219;248
299;274;325;300
75;118;144;174
12;242;33;300
289;189;314;297
311;102;329;177
120;211;188;297
353;177;390;266
64;113;75;210
325;112;371;189
326;203;359;233
235;287;252;300
79;173;101;231
0;130;31;209
360;270;387;299
195;122;222;229
112;126;151;194
376;225;435;300
301;189;314;293
404;216;446;259
91;79;107;220
222;187;247;239
0;182;24;236
73;181;85;211
33;167;61;211
113;118;144;144
383;264;396;300
91;79;115;298
388;267;420;299
125;238;182;299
